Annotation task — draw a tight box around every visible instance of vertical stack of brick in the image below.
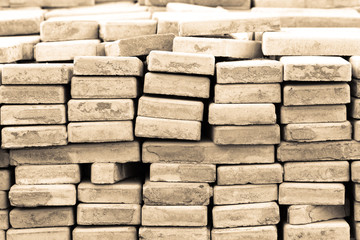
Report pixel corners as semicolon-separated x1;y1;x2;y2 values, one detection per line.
0;152;9;240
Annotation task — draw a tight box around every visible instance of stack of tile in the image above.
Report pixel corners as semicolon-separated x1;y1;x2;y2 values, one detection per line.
0;151;9;240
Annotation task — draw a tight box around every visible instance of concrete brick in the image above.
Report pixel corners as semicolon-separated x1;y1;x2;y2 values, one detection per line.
0;170;11;191
1;105;66;125
9;0;94;7
71;76;138;99
352;161;360;183
147;51;215;75
142;205;207;226
0;40;22;63
284;161;349;182
135;116;201;141
354;184;360;201
355;201;360;221
150;163;216;183
68;121;133;143
214;184;278;205
106;34;175;57
283;83;350;106
354;120;360;141
15;165;80;185
148;0;250;7
350;56;360;79
91;163;134;184
2;125;67;149
139;227;210;240
77;204;140;225
40;20;98;42
35;40;100;62
212;125;280;145
281;56;351;81
0;210;8;230
74;56;143;76
4;35;40;61
212;226;277;240
284;122;352;142
99;20;157;41
215;84;281;104
78;179;142;204
0;150;9;168
138;96;203;121
144;72;210;98
0;191;8;210
288;205;349;225
0;85;66;104
7;227;71;240
216;59;282;84
0;9;44;36
73;226;137;240
253;0;360;8
279;183;345;205
283;219;350;240
2;63;72;84
10;141;140;165
9;184;76;207
209;103;276;125
352;98;360;119
10;207;74;228
280;105;347;124
143;181;212;206
352;79;360;97
213;202;280;228
68;99;134;122
166;2;228;11
143;141;274;164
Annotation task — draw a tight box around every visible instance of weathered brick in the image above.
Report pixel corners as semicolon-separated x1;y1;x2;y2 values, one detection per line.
0;191;8;210
0;170;11;191
352;161;360;183
351;79;360;97
73;226;137;240
6;227;71;240
0;9;44;36
253;0;359;8
0;210;8;230
0;150;9;168
91;163;134;184
148;0;250;7
352;97;360;119
354;120;360;141
350;56;360;79
212;226;277;240
3;35;40;61
139;227;210;240
354;183;360;201
10;0;94;7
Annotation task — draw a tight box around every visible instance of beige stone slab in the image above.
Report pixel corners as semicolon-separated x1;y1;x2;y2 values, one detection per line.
216;59;282;84
355;201;360;221
143;141;275;164
139;227;210;240
0;210;8;230
352;97;360;119
350;56;360;79
284;122;352;142
0;150;9;168
352;161;360;183
68;121;133;143
212;125;280;145
15;165;80;185
40;20;98;42
91;163;134;184
213;202;280;228
283;219;350;240
144;72;210;98
74;56;143;76
148;0;250;7
355;183;360;201
150;163;216;182
5;35;41;61
0;40;23;64
68;99;134;122
166;2;243;10
212;226;277;240
77;204;141;225
1;105;66;126
253;0;360;8
209;103;276;125
214;184;278;205
6;227;71;240
0;85;66;104
35;39;100;62
78;179;142;204
352;79;360;98
283;83;350;106
10;141;140;165
215;84;281;104
354;120;360;141
288;205;349;225
10;207;74;228
284;161;349;182
2;64;72;84
0;9;44;36
143;181;212;206
0;230;4;240
2;125;67;149
106;34;175;57
9;184;76;207
147;51;215;75
0;191;8;210
73;226;137;240
71;76;138;99
99;20;157;41
138;96;203;121
281;56;351;81
142;205;207;226
280;105;347;124
0;169;11;191
9;0;94;7
135;116;201;141
279;182;345;205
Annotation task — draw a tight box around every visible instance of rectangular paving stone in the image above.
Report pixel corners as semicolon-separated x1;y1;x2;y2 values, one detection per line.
10;207;74;228
68;99;134;122
6;227;71;240
0;9;44;36
73;226;137;240
2;63;72;84
354;120;360;141
355;201;360;221
10;0;94;7
68;121;133;143
352;79;360;97
9;184;76;207
91;163;134;184
350;56;360;79
71;76;138;99
139;227;210;240
213;202;280;228
0;210;8;230
355;184;360;201
1;105;66;125
0;170;11;191
0;191;8;210
142;205;207;227
212;226;277;240
149;0;250;7
0;150;9;168
253;0;359;7
3;35;41;61
77;204;140;226
352;161;360;183
0;40;23;63
150;163;216;183
352;97;360;119
279;182;345;205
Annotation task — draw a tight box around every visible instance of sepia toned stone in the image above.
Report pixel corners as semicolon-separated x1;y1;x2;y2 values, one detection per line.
351;97;360;119
0;9;44;36
73;226;137;240
352;79;360;97
352;161;360;183
6;227;71;240
0;170;11;191
0;210;8;230
353;120;360;141
91;163;134;184
0;191;8;210
253;0;360;8
139;227;210;240
212;226;277;240
0;151;9;168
